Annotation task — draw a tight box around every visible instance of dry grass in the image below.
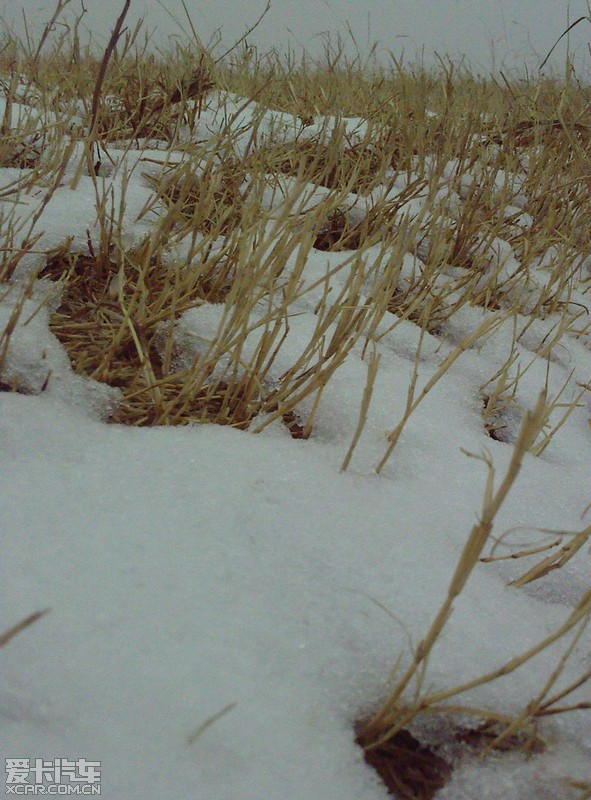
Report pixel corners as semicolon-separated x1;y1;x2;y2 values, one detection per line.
1;4;590;797
0;608;51;649
358;397;591;757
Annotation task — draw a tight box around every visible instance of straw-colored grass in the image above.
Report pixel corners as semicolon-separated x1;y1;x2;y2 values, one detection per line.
1;3;590;797
0;608;51;649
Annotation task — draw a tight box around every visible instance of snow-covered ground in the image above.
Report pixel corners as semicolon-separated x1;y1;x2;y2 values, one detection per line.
1;88;590;799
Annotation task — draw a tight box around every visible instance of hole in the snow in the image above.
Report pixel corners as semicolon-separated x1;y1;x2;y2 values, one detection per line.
482;394;517;444
355;715;546;799
282;409;307;439
355;724;452;800
0;378;39;395
312;208;366;251
453;719;545;755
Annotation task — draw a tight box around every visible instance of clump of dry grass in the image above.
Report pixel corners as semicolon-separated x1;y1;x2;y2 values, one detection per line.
358;396;591;794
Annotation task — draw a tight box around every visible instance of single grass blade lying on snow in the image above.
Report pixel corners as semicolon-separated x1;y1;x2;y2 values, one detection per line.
509;525;590;588
187;701;237;746
0;608;51;649
570;781;591;800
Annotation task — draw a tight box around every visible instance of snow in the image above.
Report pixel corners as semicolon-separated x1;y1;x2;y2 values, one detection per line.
0;288;119;417
185;90;370;159
1;89;590;800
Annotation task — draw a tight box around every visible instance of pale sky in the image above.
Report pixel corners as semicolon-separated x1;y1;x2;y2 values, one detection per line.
1;0;590;75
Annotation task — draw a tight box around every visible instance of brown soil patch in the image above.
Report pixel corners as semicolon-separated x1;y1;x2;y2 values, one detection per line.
356;725;452;800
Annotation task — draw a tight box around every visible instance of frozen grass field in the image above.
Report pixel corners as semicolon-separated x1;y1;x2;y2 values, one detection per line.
1;3;591;798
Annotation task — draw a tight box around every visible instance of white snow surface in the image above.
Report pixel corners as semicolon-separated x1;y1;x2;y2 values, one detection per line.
1;90;590;800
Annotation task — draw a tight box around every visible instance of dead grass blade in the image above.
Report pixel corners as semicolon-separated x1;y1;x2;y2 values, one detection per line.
0;608;51;649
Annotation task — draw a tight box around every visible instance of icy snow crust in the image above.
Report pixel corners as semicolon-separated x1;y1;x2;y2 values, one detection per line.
1;89;590;799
